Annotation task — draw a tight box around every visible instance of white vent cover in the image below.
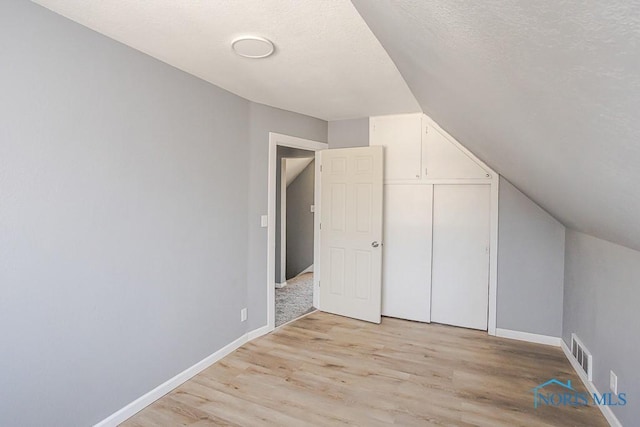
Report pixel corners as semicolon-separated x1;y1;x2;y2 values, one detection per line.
571;333;593;381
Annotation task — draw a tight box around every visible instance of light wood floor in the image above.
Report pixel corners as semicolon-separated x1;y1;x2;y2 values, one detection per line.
123;312;608;426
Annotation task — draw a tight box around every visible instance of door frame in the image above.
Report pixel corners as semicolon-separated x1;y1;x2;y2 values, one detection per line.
267;132;328;332
279;160;287;285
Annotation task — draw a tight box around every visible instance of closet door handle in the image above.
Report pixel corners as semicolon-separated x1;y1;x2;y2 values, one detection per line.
371;241;380;248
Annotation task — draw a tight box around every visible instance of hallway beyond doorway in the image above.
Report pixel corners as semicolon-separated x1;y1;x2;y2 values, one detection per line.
275;272;314;327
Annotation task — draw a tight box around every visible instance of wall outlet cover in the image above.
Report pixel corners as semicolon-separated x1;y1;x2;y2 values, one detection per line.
241;308;247;322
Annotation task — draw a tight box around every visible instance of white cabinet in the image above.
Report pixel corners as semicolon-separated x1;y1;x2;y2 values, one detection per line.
371;113;491;182
374;113;497;331
370;113;422;181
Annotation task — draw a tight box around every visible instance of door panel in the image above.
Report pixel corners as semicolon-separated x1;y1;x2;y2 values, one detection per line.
329;248;345;295
381;184;433;322
431;184;491;330
370;114;422;181
320;146;384;323
423;125;490;179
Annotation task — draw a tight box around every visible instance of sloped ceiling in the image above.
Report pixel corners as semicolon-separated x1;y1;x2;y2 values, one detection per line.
352;0;640;251
31;0;419;121
284;157;313;187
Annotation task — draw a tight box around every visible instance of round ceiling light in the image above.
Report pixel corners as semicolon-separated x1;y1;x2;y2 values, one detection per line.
231;36;275;59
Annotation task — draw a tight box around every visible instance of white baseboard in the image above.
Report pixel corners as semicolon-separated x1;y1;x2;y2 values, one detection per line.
495;328;561;347
275;308;317;330
94;324;273;427
560;341;622;427
298;264;313;275
277;266;314;289
247;324;271;341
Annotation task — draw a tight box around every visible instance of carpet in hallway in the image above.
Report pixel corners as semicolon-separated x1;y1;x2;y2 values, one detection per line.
275;272;314;327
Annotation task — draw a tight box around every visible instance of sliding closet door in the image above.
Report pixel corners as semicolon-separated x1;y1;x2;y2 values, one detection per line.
431;184;491;330
381;184;432;322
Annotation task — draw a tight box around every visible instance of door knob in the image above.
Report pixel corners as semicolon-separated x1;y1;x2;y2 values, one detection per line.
371;241;380;248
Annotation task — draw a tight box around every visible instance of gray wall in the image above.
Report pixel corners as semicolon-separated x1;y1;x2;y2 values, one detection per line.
274;147;314;282
563;230;639;426
328;118;370;148
497;178;565;337
246;103;327;331
0;1;250;426
286;160;316;279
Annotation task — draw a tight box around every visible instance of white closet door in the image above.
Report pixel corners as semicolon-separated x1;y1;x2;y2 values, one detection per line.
431;184;491;330
382;184;432;322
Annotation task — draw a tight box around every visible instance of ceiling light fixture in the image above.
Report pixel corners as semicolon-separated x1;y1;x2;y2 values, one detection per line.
231;36;275;59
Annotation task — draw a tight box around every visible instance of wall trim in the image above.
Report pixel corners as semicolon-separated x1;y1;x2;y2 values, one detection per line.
488;174;499;336
267;132;327;332
560;341;622;427
495;328;562;346
94;324;271;427
298;264;314;275
247;324;271;341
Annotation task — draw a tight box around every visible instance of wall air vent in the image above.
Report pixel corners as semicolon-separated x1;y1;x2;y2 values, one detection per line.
571;333;593;381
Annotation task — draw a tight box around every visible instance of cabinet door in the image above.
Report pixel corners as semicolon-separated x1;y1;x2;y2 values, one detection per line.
370;114;422;181
422;125;491;180
381;184;432;322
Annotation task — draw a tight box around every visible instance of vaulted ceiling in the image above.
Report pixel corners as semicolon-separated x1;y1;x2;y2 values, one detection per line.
352;0;640;251
31;0;419;120
31;0;640;251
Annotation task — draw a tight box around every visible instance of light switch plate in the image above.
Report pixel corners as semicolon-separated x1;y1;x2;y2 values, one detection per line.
260;215;268;228
310;205;315;213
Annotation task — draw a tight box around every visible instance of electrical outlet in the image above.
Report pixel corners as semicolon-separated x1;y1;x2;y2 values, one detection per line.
610;371;618;394
240;308;247;322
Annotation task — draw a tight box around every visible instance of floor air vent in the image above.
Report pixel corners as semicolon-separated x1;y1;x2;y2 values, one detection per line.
570;333;593;381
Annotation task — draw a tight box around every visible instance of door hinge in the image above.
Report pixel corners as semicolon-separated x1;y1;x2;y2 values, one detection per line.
319;222;322;229
425;126;429;134
320;164;323;172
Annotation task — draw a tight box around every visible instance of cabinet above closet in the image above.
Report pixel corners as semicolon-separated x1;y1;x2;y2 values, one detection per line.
370;113;492;183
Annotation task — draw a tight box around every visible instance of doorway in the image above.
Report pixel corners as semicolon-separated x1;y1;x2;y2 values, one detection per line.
275;149;315;327
266;133;328;332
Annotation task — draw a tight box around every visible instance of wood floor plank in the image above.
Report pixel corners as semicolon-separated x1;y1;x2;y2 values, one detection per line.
122;312;609;426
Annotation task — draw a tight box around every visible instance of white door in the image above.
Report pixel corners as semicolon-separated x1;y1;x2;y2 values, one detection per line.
431;184;491;330
382;184;432;322
319;146;384;323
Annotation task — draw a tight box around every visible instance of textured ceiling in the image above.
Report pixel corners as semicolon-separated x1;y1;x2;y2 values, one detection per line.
352;0;640;251
31;0;420;121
